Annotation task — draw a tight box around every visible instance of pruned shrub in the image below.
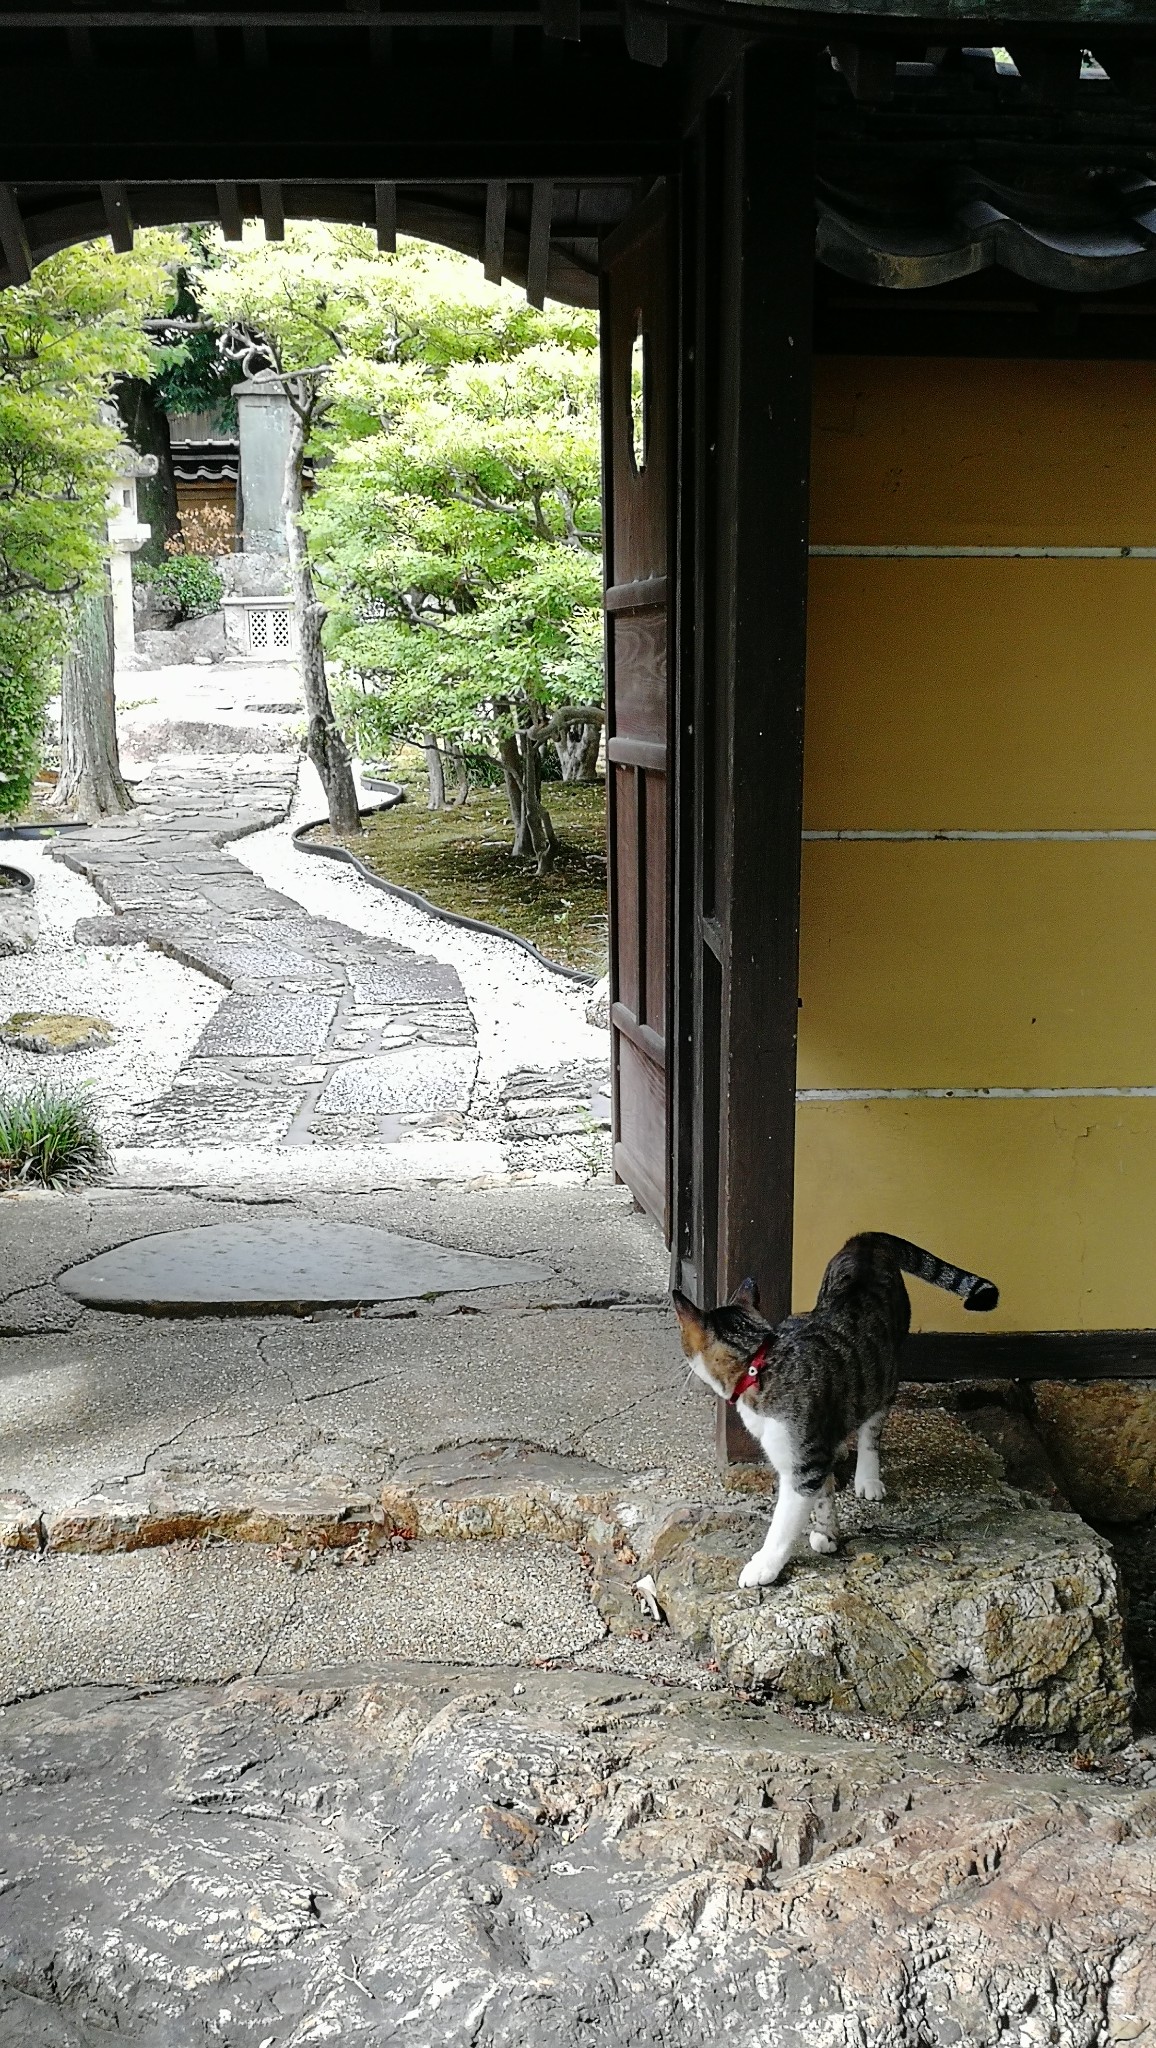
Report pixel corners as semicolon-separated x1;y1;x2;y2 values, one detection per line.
136;551;223;620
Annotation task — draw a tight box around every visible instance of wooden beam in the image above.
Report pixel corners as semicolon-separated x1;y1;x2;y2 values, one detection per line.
542;0;580;38
526;177;552;307
483;178;507;282
260;180;285;240
375;180;397;252
0;184;32;285
623;0;667;67
100;182;133;252
66;24;94;63
193;24;218;64
215;180;243;240
242;23;268;64
905;1330;1156;1382
713;45;814;1461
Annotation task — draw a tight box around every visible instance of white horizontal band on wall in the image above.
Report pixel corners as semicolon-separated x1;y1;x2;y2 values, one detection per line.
797;1087;1156;1101
809;544;1156;559
804;830;1156;841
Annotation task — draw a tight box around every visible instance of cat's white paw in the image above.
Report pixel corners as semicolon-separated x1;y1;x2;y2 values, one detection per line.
855;1475;887;1501
738;1552;782;1590
809;1530;838;1554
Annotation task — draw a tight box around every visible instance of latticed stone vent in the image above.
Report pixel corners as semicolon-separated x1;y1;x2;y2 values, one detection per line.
248;604;294;655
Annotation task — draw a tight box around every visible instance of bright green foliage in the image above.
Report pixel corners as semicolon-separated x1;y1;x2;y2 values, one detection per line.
0;237;175;813
136;552;224;619
0;1083;111;1190
195;227;603;801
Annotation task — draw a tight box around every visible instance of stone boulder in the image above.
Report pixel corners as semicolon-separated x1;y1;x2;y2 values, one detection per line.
374;1424;1134;1751
0;868;37;957
585;973;610;1029
1032;1380;1156;1523
1;1011;114;1054
132;611;227;668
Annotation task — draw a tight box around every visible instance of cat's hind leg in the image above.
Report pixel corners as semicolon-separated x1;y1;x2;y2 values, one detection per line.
738;1476;816;1589
854;1407;888;1501
808;1473;839;1554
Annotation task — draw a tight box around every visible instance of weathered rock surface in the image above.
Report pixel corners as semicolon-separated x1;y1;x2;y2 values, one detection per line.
377;1431;1133;1750
0;1663;1152;2048
1033;1379;1156;1522
1;1010;114;1054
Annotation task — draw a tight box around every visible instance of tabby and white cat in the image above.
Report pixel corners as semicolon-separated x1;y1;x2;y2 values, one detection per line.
673;1232;998;1590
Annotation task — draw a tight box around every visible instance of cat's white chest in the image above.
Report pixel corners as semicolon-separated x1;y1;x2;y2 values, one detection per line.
736;1403;797;1478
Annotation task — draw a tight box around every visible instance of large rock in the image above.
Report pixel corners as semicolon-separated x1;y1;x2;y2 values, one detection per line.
0;1664;1153;2047
1032;1380;1156;1523
0;870;36;957
375;1427;1134;1751
624;1497;1131;1749
1;1010;114;1054
131;610;227;668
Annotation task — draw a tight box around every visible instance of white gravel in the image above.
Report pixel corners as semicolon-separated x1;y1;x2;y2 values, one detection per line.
0;840;226;1141
231;759;609;1094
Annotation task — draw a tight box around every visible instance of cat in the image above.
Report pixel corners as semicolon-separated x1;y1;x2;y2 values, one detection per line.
672;1232;998;1590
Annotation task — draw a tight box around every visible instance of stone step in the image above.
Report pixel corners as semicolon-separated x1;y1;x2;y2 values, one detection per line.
2;1430;1134;1749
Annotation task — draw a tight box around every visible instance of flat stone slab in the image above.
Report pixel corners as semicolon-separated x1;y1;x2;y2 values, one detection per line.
317;1045;478;1115
57;1218;553;1312
194;990;339;1056
352;957;466;1006
127;1077;304;1146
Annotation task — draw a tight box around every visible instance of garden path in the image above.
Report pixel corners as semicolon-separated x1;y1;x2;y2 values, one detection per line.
50;743;606;1184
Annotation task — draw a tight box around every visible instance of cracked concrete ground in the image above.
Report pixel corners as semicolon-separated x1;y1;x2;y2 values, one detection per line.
0;1180;711;1698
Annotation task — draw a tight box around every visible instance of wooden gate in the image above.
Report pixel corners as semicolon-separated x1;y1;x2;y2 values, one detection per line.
600;185;672;1233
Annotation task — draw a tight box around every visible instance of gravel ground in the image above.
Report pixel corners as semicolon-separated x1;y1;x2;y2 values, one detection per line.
0;1538;607;1697
232;759;609;1094
0;841;226;1141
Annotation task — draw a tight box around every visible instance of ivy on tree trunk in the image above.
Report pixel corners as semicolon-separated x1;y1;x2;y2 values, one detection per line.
52;571;134;822
283;382;362;837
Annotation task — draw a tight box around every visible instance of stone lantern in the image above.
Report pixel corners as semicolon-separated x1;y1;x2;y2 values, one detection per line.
107;444;157;666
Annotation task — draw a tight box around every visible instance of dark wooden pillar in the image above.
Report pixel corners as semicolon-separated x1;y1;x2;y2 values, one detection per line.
672;41;816;1460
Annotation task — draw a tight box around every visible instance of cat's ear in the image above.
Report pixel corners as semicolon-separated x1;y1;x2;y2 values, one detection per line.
730;1276;760;1310
671;1290;707;1348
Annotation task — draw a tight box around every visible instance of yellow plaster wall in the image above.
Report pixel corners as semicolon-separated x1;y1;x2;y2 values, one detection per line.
796;357;1156;1331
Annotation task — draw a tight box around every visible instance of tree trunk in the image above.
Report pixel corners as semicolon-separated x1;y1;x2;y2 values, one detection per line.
446;744;470;806
284;395;362;836
423;735;446;810
52;573;134;822
115;376;180;567
518;728;557;875
555;716;602;783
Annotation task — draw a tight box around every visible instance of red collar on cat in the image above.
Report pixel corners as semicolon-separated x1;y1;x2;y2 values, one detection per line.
728;1340;771;1405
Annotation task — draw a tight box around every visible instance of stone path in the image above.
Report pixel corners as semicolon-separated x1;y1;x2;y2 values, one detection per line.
52;756;605;1175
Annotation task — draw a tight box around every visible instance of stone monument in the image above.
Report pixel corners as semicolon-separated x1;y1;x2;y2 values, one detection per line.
219;373;298;661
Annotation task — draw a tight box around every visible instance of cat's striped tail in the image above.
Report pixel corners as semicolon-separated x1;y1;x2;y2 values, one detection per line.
875;1234;999;1312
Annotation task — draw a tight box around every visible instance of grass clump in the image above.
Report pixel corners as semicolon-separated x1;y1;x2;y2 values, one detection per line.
307;764;608;976
0;1084;111;1190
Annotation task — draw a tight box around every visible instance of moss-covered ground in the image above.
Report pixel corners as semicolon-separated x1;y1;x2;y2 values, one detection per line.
307;762;608;976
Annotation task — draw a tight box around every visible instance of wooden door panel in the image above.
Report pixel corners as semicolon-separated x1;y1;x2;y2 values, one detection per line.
601;185;671;1235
